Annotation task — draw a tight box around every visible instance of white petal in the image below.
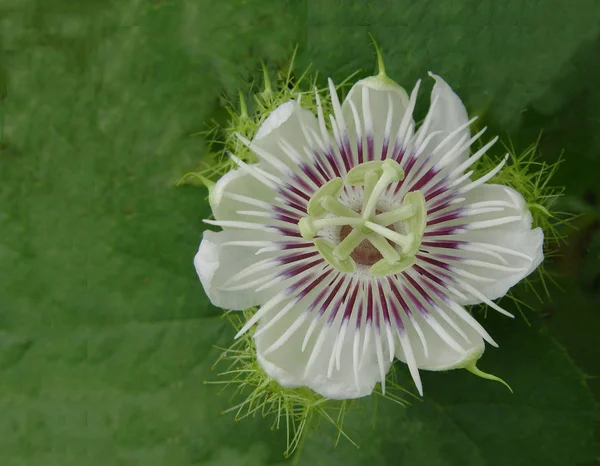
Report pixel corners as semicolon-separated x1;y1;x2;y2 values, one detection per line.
420;73;471;170
194;229;280;310
254;299;391;400
210;167;275;222
251;100;321;175
341;76;410;160
437;184;544;303
395;311;485;371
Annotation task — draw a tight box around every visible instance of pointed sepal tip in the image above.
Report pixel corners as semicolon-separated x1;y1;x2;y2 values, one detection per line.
465;362;513;393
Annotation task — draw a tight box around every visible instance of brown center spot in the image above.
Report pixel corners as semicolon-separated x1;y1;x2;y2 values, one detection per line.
339;224;382;266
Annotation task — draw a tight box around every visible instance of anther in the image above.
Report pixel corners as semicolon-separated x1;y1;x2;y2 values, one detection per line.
402;191;426;255
307;177;344;217
314;238;356;273
346;160;385;185
370;256;416;277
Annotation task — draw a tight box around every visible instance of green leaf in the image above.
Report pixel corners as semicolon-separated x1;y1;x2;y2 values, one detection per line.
299;0;600;129
295;314;596;466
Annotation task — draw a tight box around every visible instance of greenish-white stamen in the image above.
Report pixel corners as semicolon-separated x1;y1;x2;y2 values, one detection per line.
361;171;379;218
299;216;364;240
367;234;402;264
361;160;405;219
363;222;415;251
298;161;428;276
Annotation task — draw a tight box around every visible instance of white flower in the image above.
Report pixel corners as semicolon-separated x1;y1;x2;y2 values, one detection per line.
194;69;544;400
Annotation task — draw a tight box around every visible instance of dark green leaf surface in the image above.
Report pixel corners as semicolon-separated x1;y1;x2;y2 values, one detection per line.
295;313;596;466
0;0;598;464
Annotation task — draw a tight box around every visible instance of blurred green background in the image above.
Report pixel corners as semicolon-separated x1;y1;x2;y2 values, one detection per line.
0;0;599;464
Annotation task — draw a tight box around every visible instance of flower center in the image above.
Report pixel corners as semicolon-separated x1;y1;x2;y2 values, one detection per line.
338;224;384;266
298;159;427;276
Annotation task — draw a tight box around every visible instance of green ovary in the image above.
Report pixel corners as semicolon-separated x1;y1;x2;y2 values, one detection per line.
298;160;427;277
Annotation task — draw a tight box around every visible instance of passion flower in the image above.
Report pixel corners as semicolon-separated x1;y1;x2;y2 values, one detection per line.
195;59;543;399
